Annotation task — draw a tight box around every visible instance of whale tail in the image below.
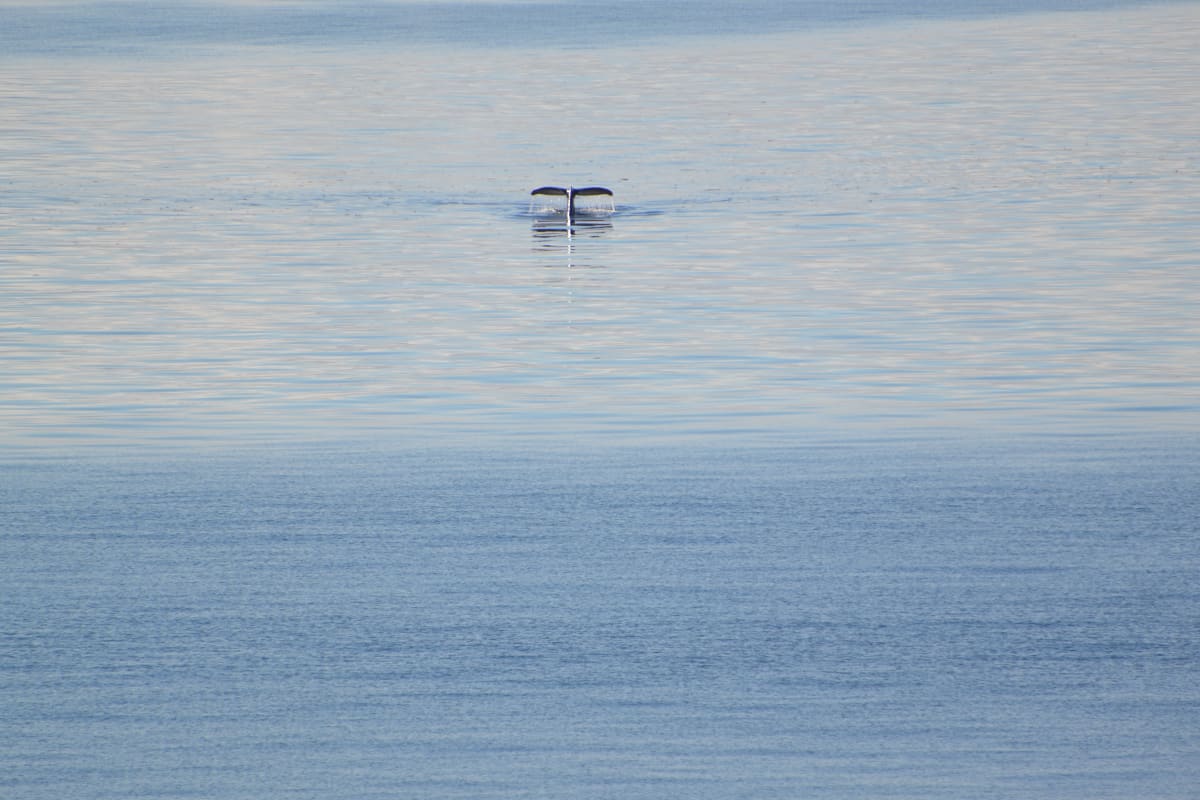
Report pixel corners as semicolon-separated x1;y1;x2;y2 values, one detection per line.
530;185;614;218
530;186;614;201
530;186;613;199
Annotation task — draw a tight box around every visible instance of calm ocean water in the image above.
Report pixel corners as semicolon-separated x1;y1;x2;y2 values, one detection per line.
3;1;1199;798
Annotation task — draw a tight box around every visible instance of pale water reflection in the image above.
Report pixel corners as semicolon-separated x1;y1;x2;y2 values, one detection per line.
1;3;1198;449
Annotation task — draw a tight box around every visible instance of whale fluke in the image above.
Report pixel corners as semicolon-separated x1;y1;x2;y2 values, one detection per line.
570;186;613;197
529;185;614;221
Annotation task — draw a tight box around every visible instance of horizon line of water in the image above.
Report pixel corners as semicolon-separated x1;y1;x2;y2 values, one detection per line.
2;0;1191;58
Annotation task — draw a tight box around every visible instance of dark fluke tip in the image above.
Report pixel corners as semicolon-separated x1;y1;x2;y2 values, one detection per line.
571;186;613;197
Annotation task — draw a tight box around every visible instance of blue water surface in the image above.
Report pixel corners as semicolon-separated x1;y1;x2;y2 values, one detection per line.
3;436;1199;799
1;0;1189;55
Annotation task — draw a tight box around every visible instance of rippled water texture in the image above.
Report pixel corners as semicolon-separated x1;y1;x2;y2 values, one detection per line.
2;2;1197;448
4;438;1200;800
3;5;1200;799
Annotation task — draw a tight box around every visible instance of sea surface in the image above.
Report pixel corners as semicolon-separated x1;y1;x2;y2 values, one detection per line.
2;1;1199;798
